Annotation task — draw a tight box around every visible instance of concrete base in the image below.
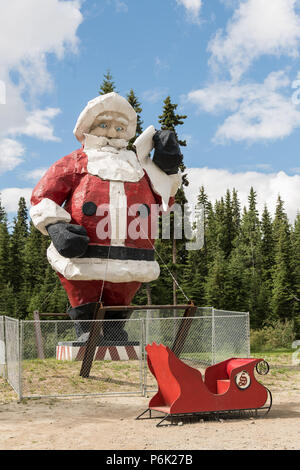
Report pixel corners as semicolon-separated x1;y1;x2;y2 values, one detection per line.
56;343;140;361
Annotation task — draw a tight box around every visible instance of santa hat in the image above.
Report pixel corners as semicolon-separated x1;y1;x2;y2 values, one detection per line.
73;92;137;143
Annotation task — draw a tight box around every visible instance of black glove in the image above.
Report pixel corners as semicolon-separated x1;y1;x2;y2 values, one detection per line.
153;130;183;175
46;222;90;258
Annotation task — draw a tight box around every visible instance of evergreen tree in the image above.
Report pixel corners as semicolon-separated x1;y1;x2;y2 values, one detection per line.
157;96;188;304
261;205;274;280
182;187;209;305
223;190;234;258
0;195;6;224
99;70;117;95
231;188;241;233
23;221;49;293
158;96;188;185
127;89;143;150
204;248;226;308
223;189;264;326
0;210;11;286
270;197;293;322
291;214;300;332
259;205;275;321
0;203;14;315
10;198;29;300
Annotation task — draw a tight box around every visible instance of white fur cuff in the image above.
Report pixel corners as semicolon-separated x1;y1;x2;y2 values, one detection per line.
30;198;71;235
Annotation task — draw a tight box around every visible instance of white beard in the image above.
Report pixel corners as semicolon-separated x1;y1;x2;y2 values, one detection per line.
83;133;144;182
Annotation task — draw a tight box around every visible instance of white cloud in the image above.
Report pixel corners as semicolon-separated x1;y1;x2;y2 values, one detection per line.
142;88;168;103
0;0;82;83
0;139;25;175
9;108;62;142
186;167;300;221
187;70;300;143
114;0;128;13
24;168;48;182
0;187;33;213
186;1;300;144
0;0;83;171
209;0;300;81
176;0;202;23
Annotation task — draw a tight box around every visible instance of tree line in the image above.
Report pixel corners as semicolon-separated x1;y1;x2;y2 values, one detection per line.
0;71;298;333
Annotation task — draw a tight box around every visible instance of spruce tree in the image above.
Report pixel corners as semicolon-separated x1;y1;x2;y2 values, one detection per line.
127;89;143;149
259;205;275;321
261;205;274;280
223;190;234;258
10;198;29;301
204;248;226;308
182;187;209;305
291;214;300;332
270;197;293;322
0;204;13;315
99;70;117;95
23;221;49;294
0;209;11;286
231;188;241;233
0;195;6;224
224;189;263;326
157;96;188;304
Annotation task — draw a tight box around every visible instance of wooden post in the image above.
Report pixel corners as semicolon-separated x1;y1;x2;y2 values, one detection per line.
171;303;197;357
33;311;45;360
80;304;106;378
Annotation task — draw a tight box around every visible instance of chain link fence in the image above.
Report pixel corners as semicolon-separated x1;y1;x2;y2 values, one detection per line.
143;311;250;394
20;318;143;399
0;316;5;378
4;317;21;397
0;308;250;400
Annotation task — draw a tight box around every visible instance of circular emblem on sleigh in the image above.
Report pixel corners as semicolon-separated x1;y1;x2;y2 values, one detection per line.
235;370;251;390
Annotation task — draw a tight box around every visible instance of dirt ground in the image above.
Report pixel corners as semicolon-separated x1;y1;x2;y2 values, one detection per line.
0;356;299;450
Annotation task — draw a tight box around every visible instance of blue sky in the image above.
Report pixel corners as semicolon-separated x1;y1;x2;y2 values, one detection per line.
0;0;300;221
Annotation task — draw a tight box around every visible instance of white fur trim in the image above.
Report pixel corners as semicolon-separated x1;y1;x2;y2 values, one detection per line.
74;93;137;143
134;126;182;209
47;243;160;282
109;181;127;245
143;159;181;210
30;198;71;235
134;125;156;162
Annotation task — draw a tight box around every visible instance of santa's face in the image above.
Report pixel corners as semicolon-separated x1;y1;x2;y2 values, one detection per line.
89;111;130;141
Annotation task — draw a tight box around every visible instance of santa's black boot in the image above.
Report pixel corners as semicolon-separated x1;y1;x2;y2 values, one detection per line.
68;302;98;343
103;310;132;343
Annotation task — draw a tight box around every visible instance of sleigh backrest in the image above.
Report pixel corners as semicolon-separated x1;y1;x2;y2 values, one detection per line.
146;343;181;407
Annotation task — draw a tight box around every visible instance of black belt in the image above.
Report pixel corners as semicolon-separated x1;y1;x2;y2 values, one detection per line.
80;245;155;262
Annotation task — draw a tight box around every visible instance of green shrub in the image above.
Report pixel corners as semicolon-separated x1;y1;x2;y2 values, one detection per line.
251;319;296;352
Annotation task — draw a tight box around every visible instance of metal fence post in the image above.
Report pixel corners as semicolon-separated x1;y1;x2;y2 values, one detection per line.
142;317;148;397
18;320;23;401
139;318;143;396
0;316;7;379
212;308;215;365
3;316;8;381
247;312;251;357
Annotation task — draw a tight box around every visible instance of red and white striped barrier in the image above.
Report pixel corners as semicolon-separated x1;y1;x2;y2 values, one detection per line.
56;344;140;361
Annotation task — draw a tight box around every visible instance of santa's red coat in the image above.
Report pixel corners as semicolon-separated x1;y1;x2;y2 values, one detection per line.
30;148;173;307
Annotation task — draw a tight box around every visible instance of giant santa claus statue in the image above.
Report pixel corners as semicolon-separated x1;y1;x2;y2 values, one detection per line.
30;92;182;342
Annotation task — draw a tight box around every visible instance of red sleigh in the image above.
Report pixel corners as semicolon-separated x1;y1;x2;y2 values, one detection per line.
137;343;272;426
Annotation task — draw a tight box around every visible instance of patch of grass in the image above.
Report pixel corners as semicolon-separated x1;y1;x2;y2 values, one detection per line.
19;358;142;398
0;378;18;403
